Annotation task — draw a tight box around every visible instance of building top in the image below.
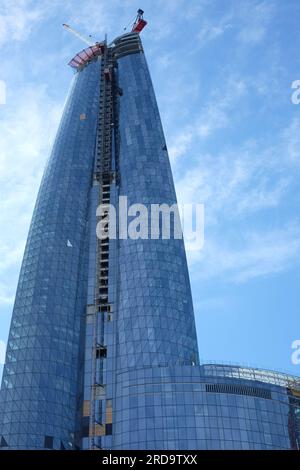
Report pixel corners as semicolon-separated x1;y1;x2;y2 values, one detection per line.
68;32;143;71
66;9;147;71
68;42;105;69
202;363;300;391
115;362;300;394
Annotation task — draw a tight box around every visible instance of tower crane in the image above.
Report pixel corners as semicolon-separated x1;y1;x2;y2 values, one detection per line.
131;9;147;33
62;23;95;46
63;9;147;47
63;10;147;70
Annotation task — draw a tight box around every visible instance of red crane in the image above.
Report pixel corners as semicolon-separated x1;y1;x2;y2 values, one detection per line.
132;9;147;33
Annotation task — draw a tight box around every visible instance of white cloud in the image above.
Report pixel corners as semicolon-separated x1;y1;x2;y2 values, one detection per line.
235;177;289;215
147;0;208;42
0;84;62;304
168;76;247;163
169;130;194;162
195;0;273;51
0;340;6;365
237;0;274;45
155;53;174;69
66;0;142;41
194;296;231;313
282;117;300;164
176;146;290;224
0;0;46;47
197;15;233;47
174;115;300;283
69;0;115;38
188;223;300;283
0;290;15;306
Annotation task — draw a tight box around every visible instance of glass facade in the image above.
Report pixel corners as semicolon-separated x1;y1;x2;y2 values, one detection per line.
0;59;102;449
0;32;299;450
116;51;198;371
113;365;300;450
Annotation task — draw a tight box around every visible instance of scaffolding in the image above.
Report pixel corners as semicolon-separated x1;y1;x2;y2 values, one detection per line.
88;43;116;450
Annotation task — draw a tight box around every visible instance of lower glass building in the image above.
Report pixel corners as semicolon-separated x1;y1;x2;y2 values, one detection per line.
0;28;299;450
113;364;300;450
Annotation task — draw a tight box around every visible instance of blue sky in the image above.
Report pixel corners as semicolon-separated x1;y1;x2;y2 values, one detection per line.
0;0;300;379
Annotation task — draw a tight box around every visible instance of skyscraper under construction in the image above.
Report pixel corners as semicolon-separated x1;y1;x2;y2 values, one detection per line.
0;12;299;450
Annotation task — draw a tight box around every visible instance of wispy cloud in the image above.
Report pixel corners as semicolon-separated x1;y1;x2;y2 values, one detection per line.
188;223;300;283
68;0;117;38
237;0;274;45
194;296;233;313
0;280;15;306
197;14;233;48
194;0;274;51
168;76;247;162
0;0;48;47
282;117;300;164
0;84;62;308
145;0;208;42
175;114;300;283
0;340;6;365
176;140;292;223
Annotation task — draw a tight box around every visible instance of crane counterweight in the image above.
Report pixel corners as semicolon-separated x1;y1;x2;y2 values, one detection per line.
131;9;147;33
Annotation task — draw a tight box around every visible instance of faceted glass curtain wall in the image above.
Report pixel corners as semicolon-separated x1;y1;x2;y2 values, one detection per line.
0;59;102;450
